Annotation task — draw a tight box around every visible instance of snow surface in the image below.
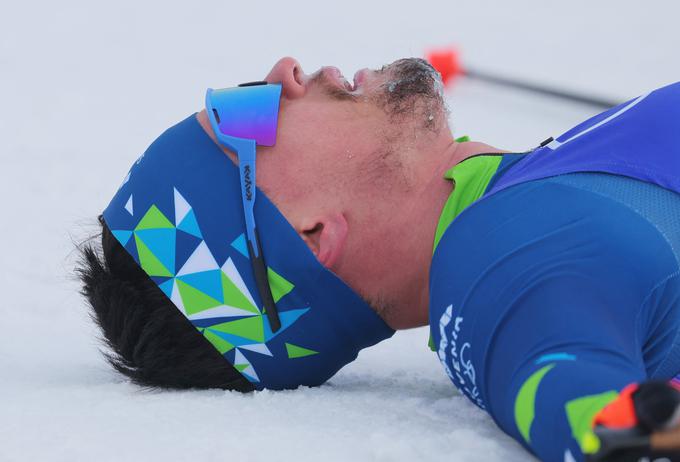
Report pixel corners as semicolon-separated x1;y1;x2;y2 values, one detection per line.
2;1;680;461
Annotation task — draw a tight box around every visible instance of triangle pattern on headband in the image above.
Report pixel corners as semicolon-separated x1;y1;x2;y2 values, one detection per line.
200;328;234;354
136;205;174;230
210;316;265;343
176;241;219;276
177;270;223;304
233;349;259;382
267;267;294;303
111;230;133;246
124;194;134;215
173;188;191;224
230;234;249;258
135;235;173;277
221;271;260;314
221;258;257;308
159;279;174;298
178;210;202;238
188;305;257;321
285;343;319;359
135;228;175;277
114;188;309;385
176;279;222;315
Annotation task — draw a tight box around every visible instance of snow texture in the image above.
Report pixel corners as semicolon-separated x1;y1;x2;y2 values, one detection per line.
2;1;680;461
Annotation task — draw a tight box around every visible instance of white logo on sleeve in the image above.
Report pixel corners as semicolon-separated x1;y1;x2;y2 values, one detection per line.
437;305;484;409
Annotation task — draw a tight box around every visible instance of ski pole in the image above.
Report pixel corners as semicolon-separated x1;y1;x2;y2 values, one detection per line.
426;48;621;110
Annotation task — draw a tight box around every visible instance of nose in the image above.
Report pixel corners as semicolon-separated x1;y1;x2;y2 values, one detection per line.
264;57;307;99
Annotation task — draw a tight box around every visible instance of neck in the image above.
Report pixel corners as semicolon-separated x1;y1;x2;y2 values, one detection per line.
388;138;505;329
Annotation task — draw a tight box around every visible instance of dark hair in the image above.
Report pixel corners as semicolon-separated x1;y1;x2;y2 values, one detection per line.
77;216;254;392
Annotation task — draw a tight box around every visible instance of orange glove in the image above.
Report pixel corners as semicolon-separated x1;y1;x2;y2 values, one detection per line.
586;381;680;461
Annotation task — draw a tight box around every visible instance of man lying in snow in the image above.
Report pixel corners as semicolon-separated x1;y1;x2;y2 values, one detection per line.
78;56;680;461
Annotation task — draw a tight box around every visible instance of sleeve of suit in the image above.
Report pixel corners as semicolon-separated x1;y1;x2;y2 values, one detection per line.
430;180;680;462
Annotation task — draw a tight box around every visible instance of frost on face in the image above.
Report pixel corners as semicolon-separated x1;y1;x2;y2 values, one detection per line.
378;57;446;130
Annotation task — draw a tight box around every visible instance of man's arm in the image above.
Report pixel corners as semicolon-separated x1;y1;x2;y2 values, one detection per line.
484;270;680;461
485;272;647;461
430;180;680;461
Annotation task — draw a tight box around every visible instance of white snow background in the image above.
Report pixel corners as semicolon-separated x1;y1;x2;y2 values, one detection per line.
2;1;680;461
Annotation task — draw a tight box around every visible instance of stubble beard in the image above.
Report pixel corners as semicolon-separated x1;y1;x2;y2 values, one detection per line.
375;57;447;131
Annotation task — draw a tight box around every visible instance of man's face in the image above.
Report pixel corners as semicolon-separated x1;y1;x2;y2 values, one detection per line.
234;56;449;328
262;56;445;147
256;56;447;212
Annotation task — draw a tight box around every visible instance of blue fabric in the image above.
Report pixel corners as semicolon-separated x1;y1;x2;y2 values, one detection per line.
430;81;680;461
103;114;394;390
487;81;680;196
430;174;680;461
547;174;680;379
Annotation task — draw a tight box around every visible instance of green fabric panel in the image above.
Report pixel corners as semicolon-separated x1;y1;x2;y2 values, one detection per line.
514;364;556;444
285;343;319;359
210;316;265;343
428;334;436;352
202;328;234;354
433;155;503;253
267;267;294;303
565;391;619;454
135;205;174;230
134;234;173;277
176;279;222;315
426;151;501;351
221;272;259;314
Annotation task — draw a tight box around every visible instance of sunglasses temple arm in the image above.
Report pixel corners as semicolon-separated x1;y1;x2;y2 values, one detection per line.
238;142;282;332
247;236;282;332
237;143;259;255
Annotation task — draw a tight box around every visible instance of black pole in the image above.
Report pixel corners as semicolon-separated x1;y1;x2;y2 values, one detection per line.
463;68;620;110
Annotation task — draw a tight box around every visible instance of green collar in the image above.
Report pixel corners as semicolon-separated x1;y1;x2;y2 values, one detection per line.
432;154;503;253
427;151;504;352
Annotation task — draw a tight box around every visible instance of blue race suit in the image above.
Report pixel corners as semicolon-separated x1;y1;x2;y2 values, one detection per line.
429;81;680;461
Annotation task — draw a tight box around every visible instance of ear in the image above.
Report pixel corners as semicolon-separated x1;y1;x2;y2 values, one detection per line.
299;212;348;270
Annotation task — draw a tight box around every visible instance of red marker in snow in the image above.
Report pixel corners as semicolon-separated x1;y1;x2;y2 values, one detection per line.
424;46;619;109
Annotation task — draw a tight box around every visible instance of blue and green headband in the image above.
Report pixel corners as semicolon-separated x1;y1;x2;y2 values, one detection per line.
102;83;394;390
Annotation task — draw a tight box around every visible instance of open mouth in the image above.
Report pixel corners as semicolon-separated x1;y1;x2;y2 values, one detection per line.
322;66;354;92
